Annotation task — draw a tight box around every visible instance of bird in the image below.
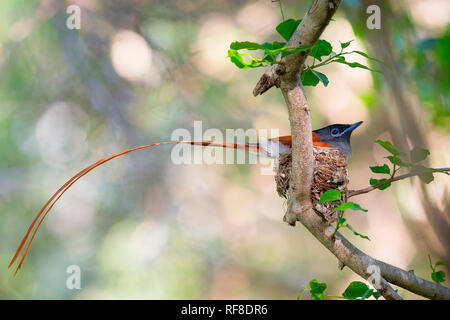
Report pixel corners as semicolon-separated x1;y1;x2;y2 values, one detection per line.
8;121;362;275
261;121;363;157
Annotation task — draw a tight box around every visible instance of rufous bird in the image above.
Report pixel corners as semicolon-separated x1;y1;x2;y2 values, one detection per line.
9;121;362;275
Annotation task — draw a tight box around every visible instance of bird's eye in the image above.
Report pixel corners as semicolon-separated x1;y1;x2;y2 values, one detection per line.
331;128;340;137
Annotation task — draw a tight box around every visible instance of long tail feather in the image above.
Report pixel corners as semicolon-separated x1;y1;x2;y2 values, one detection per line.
9;140;259;274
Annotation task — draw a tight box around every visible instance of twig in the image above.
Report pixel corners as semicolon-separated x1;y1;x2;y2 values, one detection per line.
276;0;285;21
348;167;450;198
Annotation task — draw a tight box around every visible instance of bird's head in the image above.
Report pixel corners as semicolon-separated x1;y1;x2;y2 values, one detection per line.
313;121;363;156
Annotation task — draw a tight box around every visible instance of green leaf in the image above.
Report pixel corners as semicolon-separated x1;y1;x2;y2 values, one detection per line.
370;164;390;174
349;202;368;212
309;279;327;293
361;289;374;300
230;41;265;50
342;281;370;299
336;202;367;213
312;70;329;87
385;155;410;167
319;189;342;203
369;178;391;190
375;140;403;156
431;270;446;283
301;68;320;86
411;165;434;184
372;291;381;300
351;50;381;62
340;40;353;49
435;261;447;267
338;217;346;227
262;54;275;65
297;288;305;300
227;49;263;69
262;45;311;61
385;156;400;166
419;171;434;184
272;41;286;48
261;41;286;50
410;147;430;163
345;61;371;70
309;279;327;300
336;202;353;211
278;45;312;58
227;49;246;69
333;56;376;71
310;40;333;61
311;293;325;300
410;165;446;179
276;19;301;41
345;224;370;240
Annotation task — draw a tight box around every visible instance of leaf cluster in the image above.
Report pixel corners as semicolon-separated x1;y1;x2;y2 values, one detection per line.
428;254;446;284
227;19;379;87
298;279;381;300
369;140;447;189
319;190;369;241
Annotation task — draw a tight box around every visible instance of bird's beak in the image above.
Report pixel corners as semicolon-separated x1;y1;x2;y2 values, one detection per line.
342;121;363;135
349;121;363;131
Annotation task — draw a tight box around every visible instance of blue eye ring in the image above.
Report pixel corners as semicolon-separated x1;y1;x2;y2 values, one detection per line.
331;128;340;137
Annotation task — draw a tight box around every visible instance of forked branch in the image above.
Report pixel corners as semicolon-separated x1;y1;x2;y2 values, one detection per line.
348;167;450;198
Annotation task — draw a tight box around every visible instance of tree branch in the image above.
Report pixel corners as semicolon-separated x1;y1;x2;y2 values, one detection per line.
377;260;450;300
277;0;342;225
254;0;450;300
348;167;450;198
306;216;450;299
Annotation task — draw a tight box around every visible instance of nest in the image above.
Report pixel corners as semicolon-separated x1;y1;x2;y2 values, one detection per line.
275;147;349;222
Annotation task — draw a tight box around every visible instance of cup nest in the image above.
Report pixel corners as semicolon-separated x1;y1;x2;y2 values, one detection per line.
274;147;349;222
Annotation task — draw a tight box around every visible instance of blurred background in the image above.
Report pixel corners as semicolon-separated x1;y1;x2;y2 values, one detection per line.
0;0;449;299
